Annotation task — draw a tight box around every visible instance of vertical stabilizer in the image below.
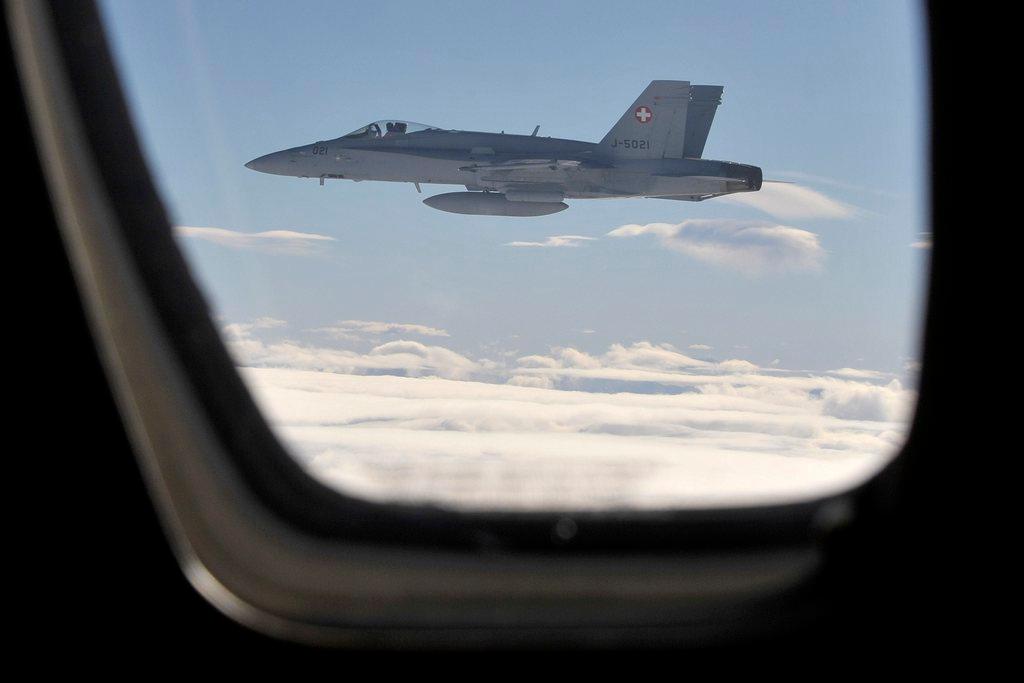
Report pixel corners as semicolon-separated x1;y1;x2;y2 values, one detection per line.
599;81;690;159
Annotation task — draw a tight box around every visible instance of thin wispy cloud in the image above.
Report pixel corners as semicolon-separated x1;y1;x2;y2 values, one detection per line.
175;226;335;254
768;171;898;199
222;316;287;340
504;235;596;248
721;183;856;220
607;219;824;274
314;319;450;339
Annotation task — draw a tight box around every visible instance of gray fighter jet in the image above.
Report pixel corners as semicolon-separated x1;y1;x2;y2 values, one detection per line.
245;80;762;217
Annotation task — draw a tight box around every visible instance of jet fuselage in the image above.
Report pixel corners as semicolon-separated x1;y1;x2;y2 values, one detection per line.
247;129;760;200
245;82;762;215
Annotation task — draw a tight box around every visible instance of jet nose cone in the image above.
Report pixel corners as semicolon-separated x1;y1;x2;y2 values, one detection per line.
245;154;271;172
245;148;302;175
245;151;287;174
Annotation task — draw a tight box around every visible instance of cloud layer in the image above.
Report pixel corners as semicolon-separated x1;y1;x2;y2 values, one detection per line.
608;219;825;274
226;320;914;511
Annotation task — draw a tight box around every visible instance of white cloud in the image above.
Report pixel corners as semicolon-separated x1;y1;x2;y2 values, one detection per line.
688;344;713;351
608;219;824;274
175;226;335;254
827;367;891;381
239;338;482;380
241;365;911;511
720;183;856;220
224;319;480;380
225;319;915;511
504;235;596;248
718;359;759;374
599;341;711;370
910;237;933;250
821;380;906;421
314;319;449;339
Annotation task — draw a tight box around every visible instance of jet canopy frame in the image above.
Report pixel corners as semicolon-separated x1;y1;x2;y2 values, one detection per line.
342;120;442;140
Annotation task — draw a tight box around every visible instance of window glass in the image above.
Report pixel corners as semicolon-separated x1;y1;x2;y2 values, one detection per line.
99;0;927;510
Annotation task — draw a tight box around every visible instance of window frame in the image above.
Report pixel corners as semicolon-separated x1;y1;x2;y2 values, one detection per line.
8;0;941;647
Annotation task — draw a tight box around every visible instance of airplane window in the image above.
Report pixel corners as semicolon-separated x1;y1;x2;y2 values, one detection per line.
97;0;927;512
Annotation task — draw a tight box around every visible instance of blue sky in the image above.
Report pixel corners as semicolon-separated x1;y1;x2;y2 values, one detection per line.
98;0;927;375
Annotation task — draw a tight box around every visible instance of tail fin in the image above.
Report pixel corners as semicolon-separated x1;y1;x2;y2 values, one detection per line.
599;81;723;159
600;80;690;159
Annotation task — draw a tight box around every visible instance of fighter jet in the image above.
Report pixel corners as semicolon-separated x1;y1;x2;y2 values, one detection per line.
245;80;762;217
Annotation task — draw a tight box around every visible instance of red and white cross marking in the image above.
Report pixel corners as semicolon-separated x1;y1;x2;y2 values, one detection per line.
634;105;653;123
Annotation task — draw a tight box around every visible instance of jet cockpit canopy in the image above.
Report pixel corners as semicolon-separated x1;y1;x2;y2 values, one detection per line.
342;120;441;140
